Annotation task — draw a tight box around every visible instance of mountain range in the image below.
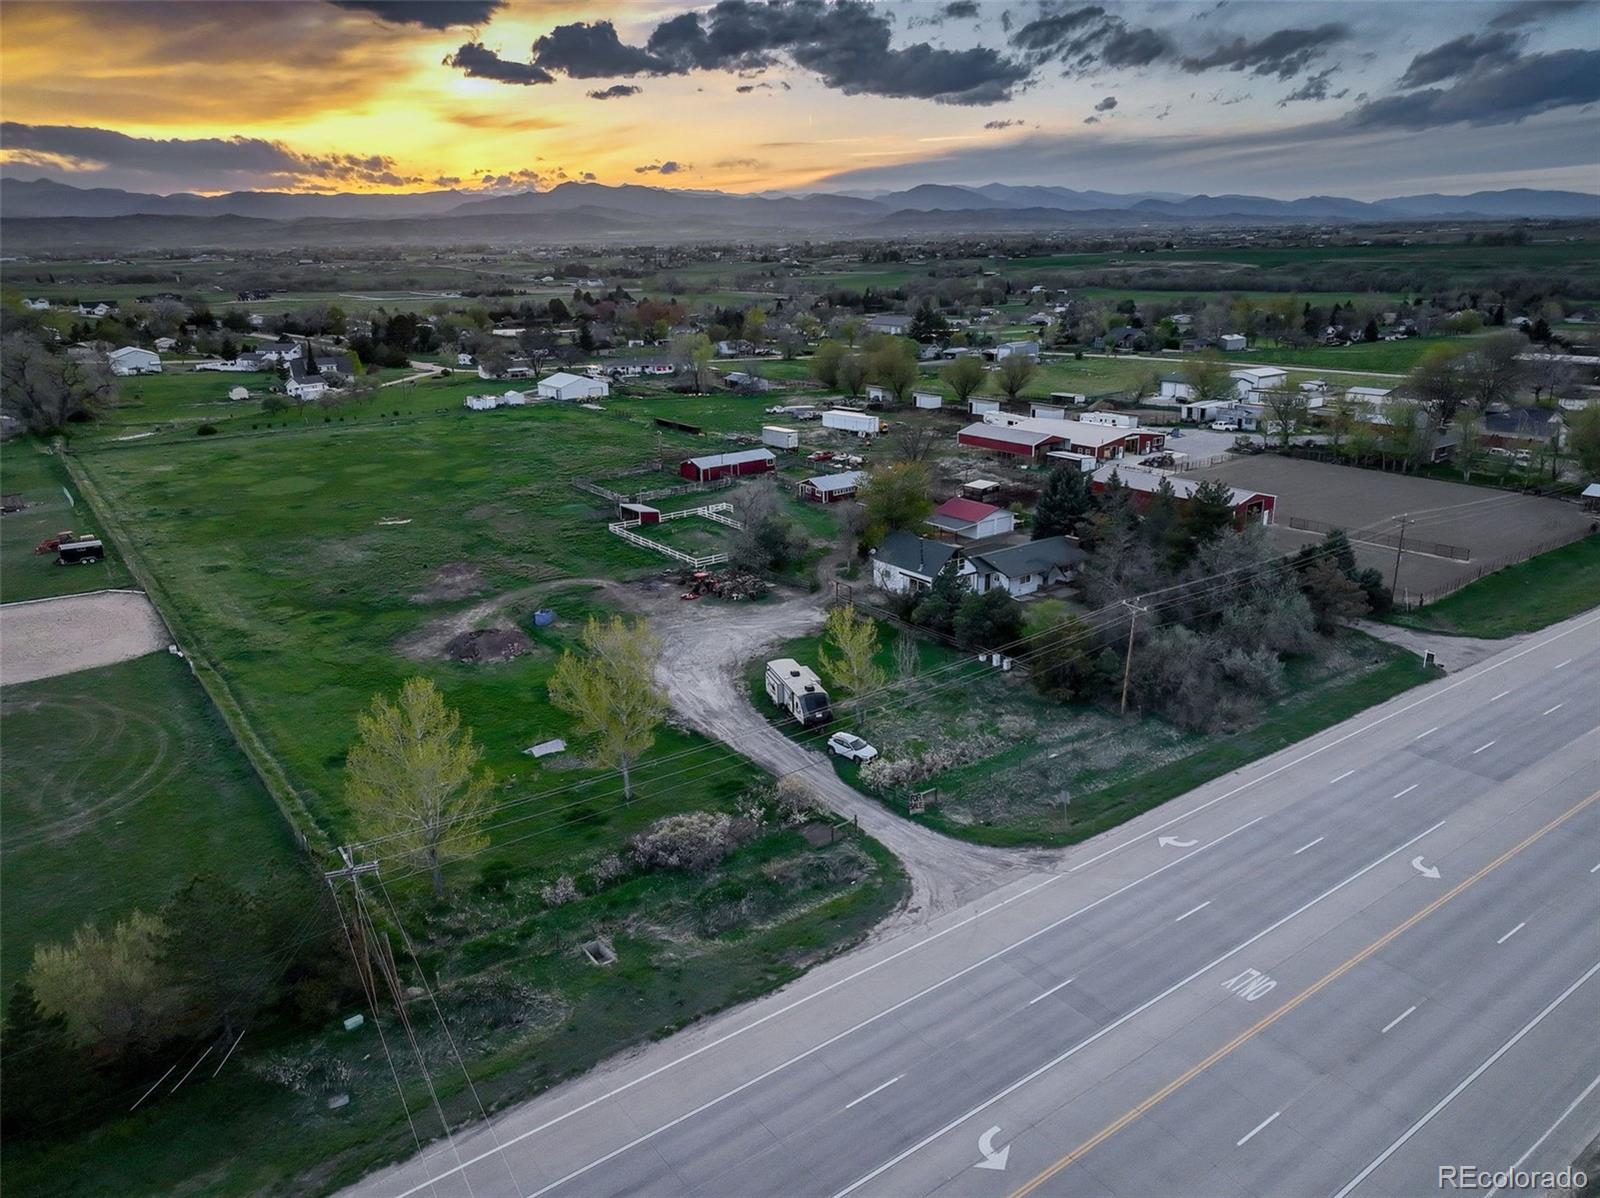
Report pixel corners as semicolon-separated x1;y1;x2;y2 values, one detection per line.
0;176;1594;250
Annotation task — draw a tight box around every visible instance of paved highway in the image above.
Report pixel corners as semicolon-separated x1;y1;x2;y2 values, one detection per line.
344;609;1600;1198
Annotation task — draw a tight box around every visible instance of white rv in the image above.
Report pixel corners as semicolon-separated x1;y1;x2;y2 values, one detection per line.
764;658;833;725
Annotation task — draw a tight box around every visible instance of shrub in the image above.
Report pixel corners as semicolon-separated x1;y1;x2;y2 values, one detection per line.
196;423;219;436
540;875;580;907
774;776;821;825
589;853;627;887
628;811;739;873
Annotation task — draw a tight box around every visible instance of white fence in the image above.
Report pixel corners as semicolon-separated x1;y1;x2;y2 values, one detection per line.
607;503;744;569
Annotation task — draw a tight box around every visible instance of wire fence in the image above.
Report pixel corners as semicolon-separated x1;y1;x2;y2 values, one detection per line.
1393;526;1597;608
1280;515;1473;561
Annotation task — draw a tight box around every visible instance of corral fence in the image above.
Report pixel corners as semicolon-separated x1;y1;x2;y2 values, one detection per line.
574;466;733;506
608;502;743;569
1280;514;1473;562
1394;527;1597;609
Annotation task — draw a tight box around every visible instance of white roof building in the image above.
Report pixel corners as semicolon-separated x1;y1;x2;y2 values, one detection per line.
537;371;609;401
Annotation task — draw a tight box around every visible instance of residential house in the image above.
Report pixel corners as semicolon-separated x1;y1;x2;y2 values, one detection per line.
925;496;1017;541
679;447;776;482
1091;465;1276;526
106;346;161;376
22;298;50;311
537;371;609;401
286;358;329;401
798;470;864;503
1104;326;1149;351
74;301;117;318
257;338;303;364
864;313;914;337
964;537;1087;597
153;337;178;352
1482;406;1567;450
870;531;959;594
480;357;533;380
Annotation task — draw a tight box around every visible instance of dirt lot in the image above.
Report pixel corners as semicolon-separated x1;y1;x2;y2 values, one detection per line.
0;590;169;684
1184;457;1596;600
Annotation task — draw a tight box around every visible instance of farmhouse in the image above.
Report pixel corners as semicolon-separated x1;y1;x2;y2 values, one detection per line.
799;470;864;502
74;300;117;317
285;358;340;400
679;447;776;482
925;496;1016;541
257;338;303;363
1091;465;1276;526
870;531;958;594
107;346;161;376
537;371;609;401
965;536;1087;597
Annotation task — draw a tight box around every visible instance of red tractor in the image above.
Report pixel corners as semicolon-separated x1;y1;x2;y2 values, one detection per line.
34;530;78;554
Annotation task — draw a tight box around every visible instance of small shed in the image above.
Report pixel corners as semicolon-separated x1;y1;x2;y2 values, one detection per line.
913;391;943;410
961;479;1003;500
970;398;1001;415
1219;333;1248;351
618;502;661;524
799;470;864;503
761;425;800;450
866;384;892;404
1029;402;1065;420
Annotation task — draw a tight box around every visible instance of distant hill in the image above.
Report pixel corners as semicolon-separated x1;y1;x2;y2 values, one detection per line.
1;175;1594;250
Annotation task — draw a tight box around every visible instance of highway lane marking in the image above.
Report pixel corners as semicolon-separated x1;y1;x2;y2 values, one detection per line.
1473;740;1497;755
1236;1111;1280;1147
1293;837;1324;855
830;819;1446;1198
1543;703;1564;715
1331;957;1600;1198
1591;862;1600;874
1483;1070;1600;1198
1027;978;1075;1006
1330;770;1356;784
429;816;1267;1198
1175;901;1211;923
1415;727;1439;740
844;1076;902;1110
1003;789;1600;1198
1496;922;1526;945
1381;1005;1417;1034
1062;612;1599;875
1393;784;1419;798
1554;658;1572;670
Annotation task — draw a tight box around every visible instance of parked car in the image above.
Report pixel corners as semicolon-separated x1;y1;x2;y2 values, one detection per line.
1210;420;1240;432
827;732;878;762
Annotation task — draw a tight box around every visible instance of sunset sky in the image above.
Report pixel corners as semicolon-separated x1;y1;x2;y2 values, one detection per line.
2;0;1596;200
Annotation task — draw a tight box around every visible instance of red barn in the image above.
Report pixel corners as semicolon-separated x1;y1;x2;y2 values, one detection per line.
956;422;1064;459
679;448;776;482
1091;466;1276;526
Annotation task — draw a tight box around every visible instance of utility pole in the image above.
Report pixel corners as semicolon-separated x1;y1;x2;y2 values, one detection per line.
1391;513;1409;595
325;846;380;995
1119;599;1146;715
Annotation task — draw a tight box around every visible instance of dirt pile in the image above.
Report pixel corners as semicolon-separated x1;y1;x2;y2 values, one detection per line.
444;627;531;664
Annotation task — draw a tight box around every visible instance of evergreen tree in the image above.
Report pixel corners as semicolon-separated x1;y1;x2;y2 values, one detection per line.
1180;478;1237;549
1033;465;1095;539
910;557;965;635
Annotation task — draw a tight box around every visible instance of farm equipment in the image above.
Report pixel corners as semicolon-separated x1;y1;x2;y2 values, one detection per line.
35;529;80;554
56;537;105;565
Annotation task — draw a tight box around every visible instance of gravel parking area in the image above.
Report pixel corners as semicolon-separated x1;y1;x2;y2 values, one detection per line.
1183;456;1596;600
0;590;169;685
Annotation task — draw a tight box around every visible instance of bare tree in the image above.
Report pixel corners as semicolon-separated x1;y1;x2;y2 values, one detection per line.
997;354;1037;401
1;333;117;433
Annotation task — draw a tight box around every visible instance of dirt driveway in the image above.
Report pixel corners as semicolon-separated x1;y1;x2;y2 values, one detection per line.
627;581;1048;928
0;590;169;685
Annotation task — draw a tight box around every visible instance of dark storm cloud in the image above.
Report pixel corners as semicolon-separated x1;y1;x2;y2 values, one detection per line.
330;1;503;29
1014;9;1341;80
442;42;553;85
942;1;979;18
1397;32;1524;88
1177;24;1348;80
1352;49;1600;129
446;0;1029;106
587;84;642;100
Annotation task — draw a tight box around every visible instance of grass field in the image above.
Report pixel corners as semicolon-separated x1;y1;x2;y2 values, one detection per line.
1386;535;1600;638
751;622;1437;845
0;443;133;603
0;651;304;987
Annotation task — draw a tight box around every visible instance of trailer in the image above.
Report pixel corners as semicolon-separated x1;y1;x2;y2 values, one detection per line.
761;425;800;450
56;537;104;565
764;658;832;725
822;410;881;437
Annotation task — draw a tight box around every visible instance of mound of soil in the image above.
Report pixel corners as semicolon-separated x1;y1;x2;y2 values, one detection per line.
412;561;485;604
444;627;531;664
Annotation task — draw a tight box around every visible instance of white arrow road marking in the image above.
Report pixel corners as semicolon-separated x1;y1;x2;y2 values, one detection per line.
975;1126;1010;1171
1158;836;1199;848
1411;856;1441;879
1236;1111;1280;1147
1381;1005;1417;1034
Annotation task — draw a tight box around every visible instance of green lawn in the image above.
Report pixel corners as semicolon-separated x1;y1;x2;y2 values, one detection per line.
751;623;1438;846
1386;535;1600;638
0;651;304;988
0;442;133;603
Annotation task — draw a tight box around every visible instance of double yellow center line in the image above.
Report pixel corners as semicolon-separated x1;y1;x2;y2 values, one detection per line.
1008;787;1600;1198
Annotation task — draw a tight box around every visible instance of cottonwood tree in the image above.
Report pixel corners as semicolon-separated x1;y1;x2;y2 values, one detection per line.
28;912;174;1059
549;616;668;803
997;353;1037;401
345;677;494;899
672;332;714;392
1180;351;1235;405
819;604;885;698
1;333;116;433
940;355;986;406
1459;330;1530;413
1260;389;1310;451
868;337;918;405
858;461;933;544
810;339;845;387
893;629;920;679
1569;403;1600;478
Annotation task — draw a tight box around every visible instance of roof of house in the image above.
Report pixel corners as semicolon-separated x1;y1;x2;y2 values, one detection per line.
1484;406;1563;436
959;422;1064;448
874;531;957;579
967;536;1087;578
803;470;864;493
685;448;775;469
108;346;156;359
932;496;1004;524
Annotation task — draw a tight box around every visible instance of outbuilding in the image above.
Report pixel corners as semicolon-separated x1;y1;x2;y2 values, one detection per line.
679;447;776;482
913;390;943;410
926;496;1016;541
537;371;609;401
107;346;161;376
761;425;800;450
956;421;1064;459
799;470;864;503
1091;465;1275;526
822;410;881;436
1219;333;1248;351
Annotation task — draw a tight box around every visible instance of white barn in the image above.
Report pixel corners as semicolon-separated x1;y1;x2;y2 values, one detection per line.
107;346;161;376
537;372;609;401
